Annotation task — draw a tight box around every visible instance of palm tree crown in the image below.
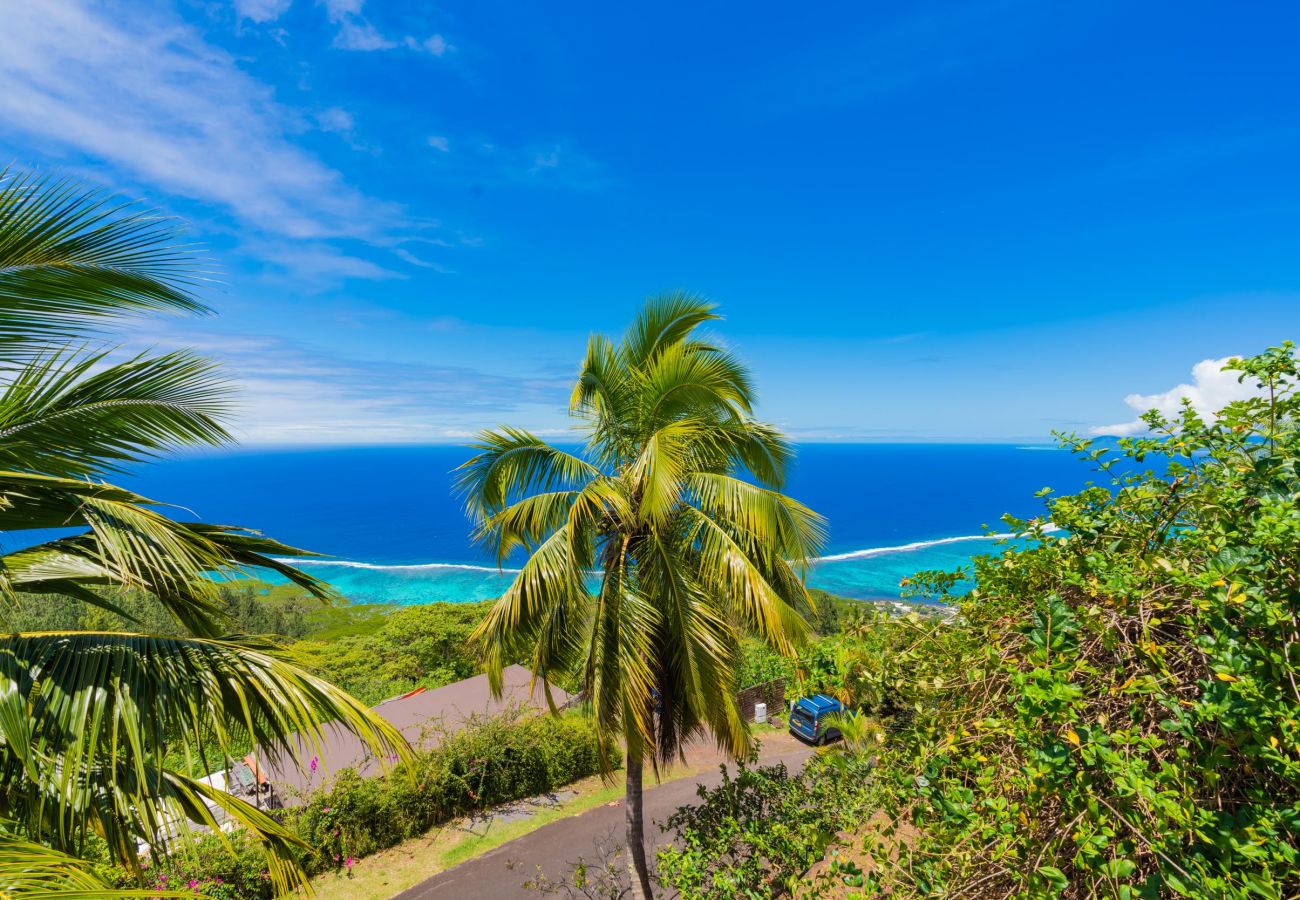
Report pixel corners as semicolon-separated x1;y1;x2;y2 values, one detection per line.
0;168;407;897
460;294;825;897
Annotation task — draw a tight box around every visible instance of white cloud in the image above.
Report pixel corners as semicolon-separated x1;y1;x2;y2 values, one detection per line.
0;1;401;254
407;34;449;56
332;18;396;51
321;0;449;55
316;106;355;134
127;324;572;444
233;0;294;23
427;135;450;152
1090;356;1261;436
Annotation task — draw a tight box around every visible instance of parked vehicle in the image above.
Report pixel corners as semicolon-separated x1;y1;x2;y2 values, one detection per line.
788;694;845;745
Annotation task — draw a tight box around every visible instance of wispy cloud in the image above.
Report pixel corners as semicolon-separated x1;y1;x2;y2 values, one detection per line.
1090;355;1265;437
233;0;293;23
130;323;573;444
425;137;608;191
0;0;420;282
321;0;451;56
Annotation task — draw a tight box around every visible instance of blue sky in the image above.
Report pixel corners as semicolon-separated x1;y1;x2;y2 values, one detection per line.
2;0;1298;443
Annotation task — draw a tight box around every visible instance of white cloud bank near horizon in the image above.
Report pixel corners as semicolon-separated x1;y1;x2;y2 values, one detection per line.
1090;355;1261;437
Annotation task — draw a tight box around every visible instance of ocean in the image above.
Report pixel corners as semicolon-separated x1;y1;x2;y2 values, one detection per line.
114;443;1093;605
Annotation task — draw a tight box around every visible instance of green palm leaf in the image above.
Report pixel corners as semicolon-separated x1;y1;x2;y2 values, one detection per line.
463;292;827;897
0;167;399;896
0;168;209;356
0;631;409;893
0;348;231;478
0;836;191;898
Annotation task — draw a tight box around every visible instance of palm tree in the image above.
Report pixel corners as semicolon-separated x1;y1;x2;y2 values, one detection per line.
0;168;409;896
460;294;826;898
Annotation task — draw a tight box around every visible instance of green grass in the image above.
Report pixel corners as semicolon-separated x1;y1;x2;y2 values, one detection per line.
309;772;623;900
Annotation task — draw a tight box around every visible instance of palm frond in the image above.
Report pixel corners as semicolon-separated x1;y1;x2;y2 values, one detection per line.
0;348;232;478
0;631;411;893
636;339;754;429
456;429;600;523
0;835;190;898
0;168;210;356
621;291;719;369
0;473;331;635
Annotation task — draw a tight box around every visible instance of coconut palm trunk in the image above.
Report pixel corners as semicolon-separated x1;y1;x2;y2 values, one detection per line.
624;741;654;899
461;293;827;899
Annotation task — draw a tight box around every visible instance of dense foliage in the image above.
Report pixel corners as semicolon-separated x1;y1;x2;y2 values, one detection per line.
864;345;1300;898
658;753;877;900
111;711;611;898
284;601;493;704
659;346;1300;899
0;169;404;898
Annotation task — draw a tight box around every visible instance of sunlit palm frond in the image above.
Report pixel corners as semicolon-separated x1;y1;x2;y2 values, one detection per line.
620;291;719;369
636;339;754;429
0;474;333;635
0;168;210;355
686;472;827;565
682;505;812;655
0;348;231;478
0;631;410;893
456;428;600;523
0;835;190;898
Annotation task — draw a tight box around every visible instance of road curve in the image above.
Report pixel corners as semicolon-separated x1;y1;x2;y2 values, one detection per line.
395;734;815;900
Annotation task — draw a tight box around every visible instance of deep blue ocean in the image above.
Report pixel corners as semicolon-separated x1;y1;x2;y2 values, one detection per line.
112;444;1094;604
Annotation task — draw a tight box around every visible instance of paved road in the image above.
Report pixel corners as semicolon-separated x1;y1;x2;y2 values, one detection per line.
395;734;815;900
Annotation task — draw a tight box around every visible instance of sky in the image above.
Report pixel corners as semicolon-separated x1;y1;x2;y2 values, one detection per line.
1;0;1298;444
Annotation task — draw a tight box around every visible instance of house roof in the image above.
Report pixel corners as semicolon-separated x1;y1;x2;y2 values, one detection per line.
247;665;570;804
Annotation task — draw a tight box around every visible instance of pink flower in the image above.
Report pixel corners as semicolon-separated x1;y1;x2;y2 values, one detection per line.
345;856;355;870
188;879;199;890
309;756;319;773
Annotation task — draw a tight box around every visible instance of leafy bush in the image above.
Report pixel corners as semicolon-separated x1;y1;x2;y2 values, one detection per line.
288;711;613;873
862;345;1300;897
106;832;274;900
657;752;876;899
285;601;494;704
108;712;609;896
795;609;950;717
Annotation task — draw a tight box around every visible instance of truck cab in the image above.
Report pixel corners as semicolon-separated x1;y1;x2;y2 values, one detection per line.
788;693;844;745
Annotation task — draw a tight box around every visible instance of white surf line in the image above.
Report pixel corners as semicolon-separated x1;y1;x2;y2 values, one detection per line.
815;526;1060;563
272;558;524;574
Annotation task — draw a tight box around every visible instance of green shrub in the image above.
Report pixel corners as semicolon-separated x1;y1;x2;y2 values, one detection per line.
657;752;876;899
288;711;612;873
108;832;275;900
863;345;1300;897
109;711;609;893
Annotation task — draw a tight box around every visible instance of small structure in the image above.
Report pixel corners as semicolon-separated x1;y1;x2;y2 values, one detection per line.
246;665;569;806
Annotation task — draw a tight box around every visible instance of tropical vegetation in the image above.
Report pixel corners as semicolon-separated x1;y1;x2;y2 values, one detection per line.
658;345;1300;898
0;169;407;897
459;294;827;897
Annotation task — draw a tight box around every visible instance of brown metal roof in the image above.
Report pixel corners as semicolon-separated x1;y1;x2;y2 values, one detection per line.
248;665;570;804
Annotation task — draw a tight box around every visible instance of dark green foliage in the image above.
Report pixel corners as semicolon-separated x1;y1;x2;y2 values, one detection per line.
111;712;609;898
284;601;494;704
862;344;1300;897
288;711;611;873
112;833;270;900
657;753;876;899
795;607;950;717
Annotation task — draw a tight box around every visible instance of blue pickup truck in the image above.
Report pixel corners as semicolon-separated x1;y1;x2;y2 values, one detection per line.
788;694;845;745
